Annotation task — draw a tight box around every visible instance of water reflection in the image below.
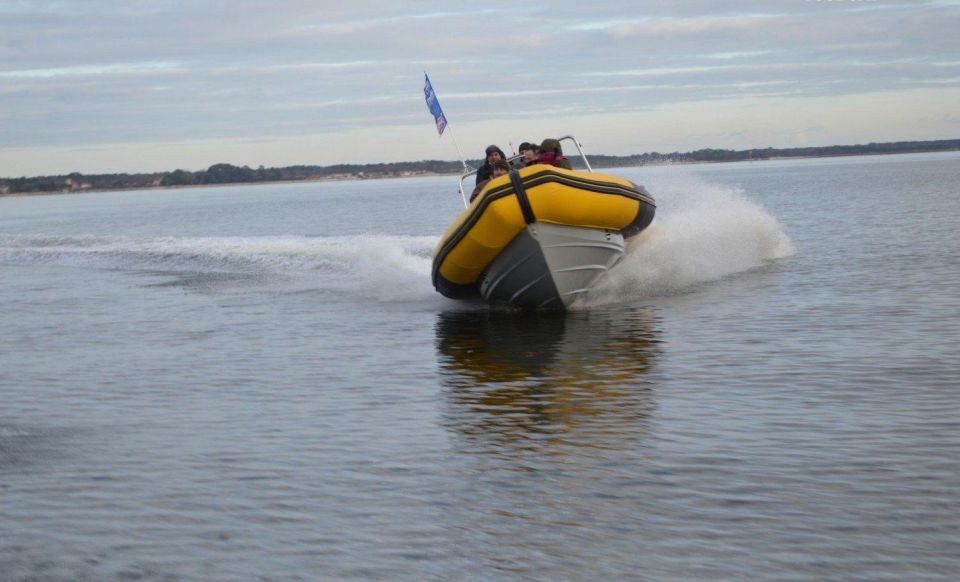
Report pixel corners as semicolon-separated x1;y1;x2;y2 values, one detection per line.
436;307;662;454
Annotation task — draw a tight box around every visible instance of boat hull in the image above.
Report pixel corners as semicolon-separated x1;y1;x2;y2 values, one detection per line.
480;223;624;309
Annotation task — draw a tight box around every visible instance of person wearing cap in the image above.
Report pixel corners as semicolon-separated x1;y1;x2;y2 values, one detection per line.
517;141;540;168
470;160;510;202
538;138;572;170
476;145;507;185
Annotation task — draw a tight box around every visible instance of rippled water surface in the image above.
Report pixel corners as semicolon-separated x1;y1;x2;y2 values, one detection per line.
2;152;959;580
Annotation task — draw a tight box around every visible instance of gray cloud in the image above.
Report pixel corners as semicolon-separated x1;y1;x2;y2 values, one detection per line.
1;0;958;174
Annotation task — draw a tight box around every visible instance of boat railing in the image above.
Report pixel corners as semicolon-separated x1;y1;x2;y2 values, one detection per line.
456;135;593;208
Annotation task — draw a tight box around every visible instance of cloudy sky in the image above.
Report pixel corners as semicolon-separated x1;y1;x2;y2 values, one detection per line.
2;0;959;176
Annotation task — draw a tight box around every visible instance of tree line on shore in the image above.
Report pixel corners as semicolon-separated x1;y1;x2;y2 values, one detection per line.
2;139;958;195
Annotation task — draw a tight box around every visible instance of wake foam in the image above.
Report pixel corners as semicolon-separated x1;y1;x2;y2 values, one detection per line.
0;234;440;302
586;171;794;305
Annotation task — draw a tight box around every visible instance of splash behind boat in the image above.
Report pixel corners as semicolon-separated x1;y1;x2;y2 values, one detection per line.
432;136;656;309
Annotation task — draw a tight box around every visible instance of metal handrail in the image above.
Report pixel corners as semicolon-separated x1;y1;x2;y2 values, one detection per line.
456;135;592;208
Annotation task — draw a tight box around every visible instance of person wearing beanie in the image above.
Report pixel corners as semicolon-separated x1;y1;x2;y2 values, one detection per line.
538;138;572;170
476;145;507;185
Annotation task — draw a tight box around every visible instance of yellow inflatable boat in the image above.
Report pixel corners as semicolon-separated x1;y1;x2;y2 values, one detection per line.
433;138;655;308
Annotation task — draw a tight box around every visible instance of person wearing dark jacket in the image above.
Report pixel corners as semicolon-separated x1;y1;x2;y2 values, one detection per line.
470;160;510;202
517;141;540;168
476;145;507;185
538;138;572;170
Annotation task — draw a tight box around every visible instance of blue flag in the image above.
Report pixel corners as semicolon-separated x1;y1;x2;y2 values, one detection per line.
423;73;447;135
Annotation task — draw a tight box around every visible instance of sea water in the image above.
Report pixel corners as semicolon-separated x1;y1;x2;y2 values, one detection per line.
1;152;958;579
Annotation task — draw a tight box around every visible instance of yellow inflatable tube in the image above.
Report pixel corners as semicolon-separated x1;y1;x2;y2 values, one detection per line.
433;165;656;297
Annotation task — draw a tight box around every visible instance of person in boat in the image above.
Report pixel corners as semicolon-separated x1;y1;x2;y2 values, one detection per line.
537;138;572;170
517;141;540;168
476;145;507;185
469;160;510;202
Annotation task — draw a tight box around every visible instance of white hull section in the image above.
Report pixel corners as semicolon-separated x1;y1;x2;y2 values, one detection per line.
479;223;625;309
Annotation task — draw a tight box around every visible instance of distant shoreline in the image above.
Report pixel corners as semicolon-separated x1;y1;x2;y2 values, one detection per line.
0;171;455;198
2;139;958;197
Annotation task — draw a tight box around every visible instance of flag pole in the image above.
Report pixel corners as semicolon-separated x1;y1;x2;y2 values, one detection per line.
444;125;470;173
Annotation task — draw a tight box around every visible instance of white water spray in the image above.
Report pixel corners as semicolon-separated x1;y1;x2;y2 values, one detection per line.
587;171;795;305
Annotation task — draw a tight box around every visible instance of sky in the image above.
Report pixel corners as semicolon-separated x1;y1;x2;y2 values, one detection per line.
1;0;959;176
